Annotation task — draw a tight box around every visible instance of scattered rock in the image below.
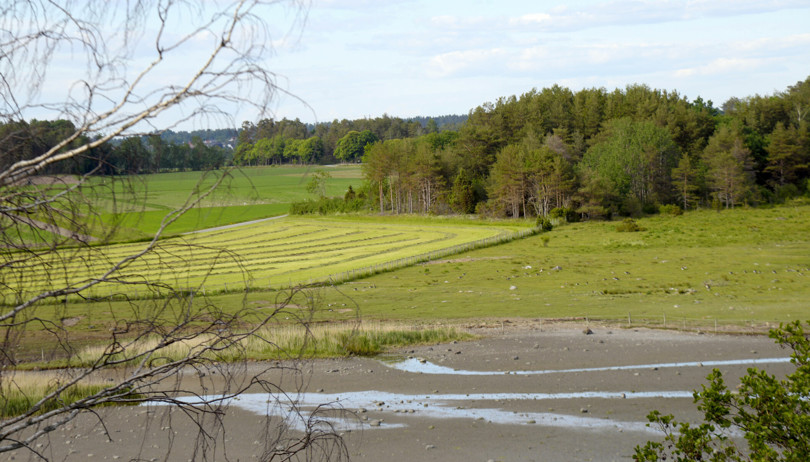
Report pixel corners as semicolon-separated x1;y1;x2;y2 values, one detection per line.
509;285;517;290
582;328;593;335
369;420;382;427
580;408;589;413
552;266;562;271
425;444;435;450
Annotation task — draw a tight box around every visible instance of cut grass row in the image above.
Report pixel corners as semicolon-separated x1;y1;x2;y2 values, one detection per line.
4;216;531;302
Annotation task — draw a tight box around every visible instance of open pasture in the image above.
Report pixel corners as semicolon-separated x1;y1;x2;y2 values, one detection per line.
312;203;810;329
5;215;528;302
75;165;362;239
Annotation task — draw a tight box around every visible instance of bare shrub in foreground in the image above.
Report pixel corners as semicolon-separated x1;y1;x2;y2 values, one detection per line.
1;1;347;460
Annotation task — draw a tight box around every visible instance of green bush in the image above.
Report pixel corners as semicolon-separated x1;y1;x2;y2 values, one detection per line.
290;197;365;215
658;204;683;216
549;207;579;223
615;218;645;232
635;321;810;462
536;215;553;232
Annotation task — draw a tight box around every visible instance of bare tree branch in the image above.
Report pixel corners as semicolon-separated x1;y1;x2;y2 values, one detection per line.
0;1;345;461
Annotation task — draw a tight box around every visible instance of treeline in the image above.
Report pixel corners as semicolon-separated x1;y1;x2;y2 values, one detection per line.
0;120;230;175
232;114;464;166
356;78;810;218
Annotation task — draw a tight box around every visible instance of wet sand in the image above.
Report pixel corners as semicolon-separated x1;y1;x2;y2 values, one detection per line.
4;323;792;462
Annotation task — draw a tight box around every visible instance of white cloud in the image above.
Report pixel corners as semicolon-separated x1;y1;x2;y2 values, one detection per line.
427;48;508;78
675;57;765;77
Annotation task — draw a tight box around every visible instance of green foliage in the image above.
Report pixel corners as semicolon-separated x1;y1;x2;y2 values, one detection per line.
450;169;476;214
549;207;579;223
305;170;332;198
536;215;553;232
334;130;379;162
634;321;810;462
289;197;365;215
659;204;683;216
581;118;680;207
615;218;645;232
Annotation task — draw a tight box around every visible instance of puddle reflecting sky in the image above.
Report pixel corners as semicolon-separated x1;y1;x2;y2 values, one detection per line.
383;356;791;376
168;389;695;434
156;356;788;433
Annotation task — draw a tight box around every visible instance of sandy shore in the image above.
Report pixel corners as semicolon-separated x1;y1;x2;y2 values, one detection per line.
4;324;793;462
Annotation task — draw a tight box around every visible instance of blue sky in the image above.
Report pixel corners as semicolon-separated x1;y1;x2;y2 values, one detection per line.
15;0;810;131
260;0;810;124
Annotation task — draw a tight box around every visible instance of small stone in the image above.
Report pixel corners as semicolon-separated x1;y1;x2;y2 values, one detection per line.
583;328;593;335
527;419;536;424
580;408;589;413
317;388;324;393
369;420;382;427
425;444;435;450
428;425;435;430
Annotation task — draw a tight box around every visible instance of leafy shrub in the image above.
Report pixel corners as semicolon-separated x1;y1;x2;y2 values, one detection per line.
549;207;579;223
290;197;365;215
576;205;609;221
620;196;643;217
658;204;683;216
536;215;553;232
615;218;645;232
635;321;810;462
642;202;658;215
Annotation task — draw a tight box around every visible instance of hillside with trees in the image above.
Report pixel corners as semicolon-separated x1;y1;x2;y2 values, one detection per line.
356;78;809;219
3;77;808;219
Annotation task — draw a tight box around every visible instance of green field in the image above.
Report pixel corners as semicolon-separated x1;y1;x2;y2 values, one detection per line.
308;203;810;329
95;165;363;238
7;164;810;339
7;215;530;301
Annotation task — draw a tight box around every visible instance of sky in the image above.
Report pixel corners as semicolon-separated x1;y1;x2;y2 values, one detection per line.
11;0;810;131
259;0;810;125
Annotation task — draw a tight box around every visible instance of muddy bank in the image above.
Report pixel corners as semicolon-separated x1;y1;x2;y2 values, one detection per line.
3;325;792;462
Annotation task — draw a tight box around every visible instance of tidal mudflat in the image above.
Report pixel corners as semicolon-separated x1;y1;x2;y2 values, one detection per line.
9;323;792;462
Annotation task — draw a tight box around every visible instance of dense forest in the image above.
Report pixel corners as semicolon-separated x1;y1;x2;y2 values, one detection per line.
2;77;808;220
354;78;809;218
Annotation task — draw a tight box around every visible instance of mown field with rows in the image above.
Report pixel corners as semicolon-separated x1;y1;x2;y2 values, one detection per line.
6;216;530;302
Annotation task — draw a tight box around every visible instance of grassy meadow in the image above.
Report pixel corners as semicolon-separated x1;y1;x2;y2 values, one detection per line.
7;165;810;368
89;165;364;240
17;201;810;346
309;203;810;330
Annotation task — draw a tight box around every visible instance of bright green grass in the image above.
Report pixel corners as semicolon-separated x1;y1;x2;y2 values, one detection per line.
38;165;363;240
6;215;529;301
103;203;291;238
98;165;362;212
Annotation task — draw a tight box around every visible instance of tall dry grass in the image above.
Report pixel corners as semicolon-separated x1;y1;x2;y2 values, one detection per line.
1;371;115;418
64;322;471;368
